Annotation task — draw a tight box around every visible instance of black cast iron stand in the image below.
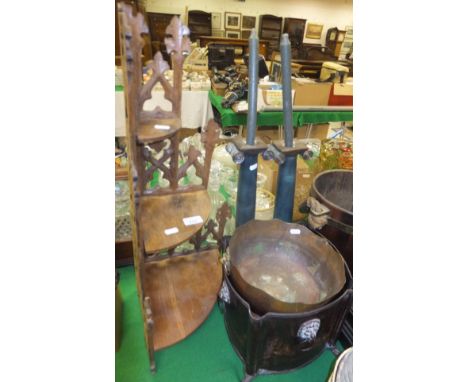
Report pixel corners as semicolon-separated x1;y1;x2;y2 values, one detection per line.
226;34;342;382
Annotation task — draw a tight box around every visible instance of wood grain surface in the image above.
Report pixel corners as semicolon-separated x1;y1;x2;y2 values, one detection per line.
137;118;181;144
144;248;222;350
140;190;211;253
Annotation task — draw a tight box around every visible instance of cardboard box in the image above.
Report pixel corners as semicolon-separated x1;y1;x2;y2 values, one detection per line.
211;80;227;96
184;60;208;72
241;124;328;146
296;123;330;140
262;89;283;106
258;155;277;195
258;156;318;221
260;88;295;108
241;126;281;143
328;83;353;106
292;78;332;106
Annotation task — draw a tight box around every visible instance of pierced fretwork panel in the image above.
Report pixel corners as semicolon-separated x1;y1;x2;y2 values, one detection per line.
139;16;191;121
141;138;174;192
139;53;172;121
190;202;232;251
177;120;221;188
143;202;231;261
141;120;221;195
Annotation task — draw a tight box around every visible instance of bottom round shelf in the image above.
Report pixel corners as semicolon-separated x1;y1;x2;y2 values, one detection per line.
144;248;222;350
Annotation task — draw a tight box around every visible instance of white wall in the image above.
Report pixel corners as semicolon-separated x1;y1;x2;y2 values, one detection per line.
145;0;352;45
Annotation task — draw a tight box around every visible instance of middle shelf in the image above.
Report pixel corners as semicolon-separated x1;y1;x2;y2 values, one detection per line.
140;189;211;253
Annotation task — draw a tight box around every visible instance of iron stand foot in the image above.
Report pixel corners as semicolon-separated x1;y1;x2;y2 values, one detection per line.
326;342;342;357
241;373;255;382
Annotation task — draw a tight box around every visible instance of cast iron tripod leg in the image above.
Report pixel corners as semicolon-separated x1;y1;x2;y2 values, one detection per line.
241;373;255;382
326;342;342;357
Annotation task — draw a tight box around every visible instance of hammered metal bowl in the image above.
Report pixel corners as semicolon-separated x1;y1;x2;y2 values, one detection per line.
228;219;346;314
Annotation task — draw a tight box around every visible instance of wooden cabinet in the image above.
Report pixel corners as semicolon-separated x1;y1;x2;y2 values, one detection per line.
259;14;282;57
283;18;306;49
188;10;212;42
326;27;347;58
339;26;353;60
147;12;179;55
198;36;270;58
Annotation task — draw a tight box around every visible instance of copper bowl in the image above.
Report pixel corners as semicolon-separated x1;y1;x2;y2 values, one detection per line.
228;219;346;314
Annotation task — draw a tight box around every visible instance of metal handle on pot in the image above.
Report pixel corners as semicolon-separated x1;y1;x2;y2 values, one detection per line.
222;247;231;276
307;197;330;229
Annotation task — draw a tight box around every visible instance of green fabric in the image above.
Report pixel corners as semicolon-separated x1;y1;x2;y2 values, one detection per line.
116;265;342;382
209;91;301;127
209;90;352;128
299;110;353;125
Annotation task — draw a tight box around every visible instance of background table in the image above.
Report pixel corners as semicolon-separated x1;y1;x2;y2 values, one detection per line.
209;91;353;128
115;87;214;136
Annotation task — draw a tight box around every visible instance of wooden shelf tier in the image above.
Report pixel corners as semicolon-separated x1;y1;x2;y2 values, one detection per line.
137;118;181;144
140;189;211;253
144;248;222;350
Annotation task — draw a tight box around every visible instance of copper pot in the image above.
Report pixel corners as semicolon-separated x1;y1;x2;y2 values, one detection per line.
227;219;346;314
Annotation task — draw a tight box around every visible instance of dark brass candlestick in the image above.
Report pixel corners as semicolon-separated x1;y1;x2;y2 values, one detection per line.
263;34;312;222
226;30;267;227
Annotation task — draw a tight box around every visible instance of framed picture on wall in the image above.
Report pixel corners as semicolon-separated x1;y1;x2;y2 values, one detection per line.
226;30;241;39
305;23;324;39
225;12;241;30
211;12;222;29
212;29;225;37
241;30;250;39
242;15;256;29
270;61;282;83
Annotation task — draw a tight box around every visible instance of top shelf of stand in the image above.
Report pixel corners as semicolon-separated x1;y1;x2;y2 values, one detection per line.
137;118;181;144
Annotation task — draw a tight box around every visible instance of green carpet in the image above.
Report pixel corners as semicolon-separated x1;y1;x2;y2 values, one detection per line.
116;265;339;382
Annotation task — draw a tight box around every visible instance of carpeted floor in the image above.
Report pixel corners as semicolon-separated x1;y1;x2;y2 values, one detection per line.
116;265;340;382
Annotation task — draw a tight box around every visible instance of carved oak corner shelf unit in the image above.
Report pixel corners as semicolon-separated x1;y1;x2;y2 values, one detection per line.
117;4;228;373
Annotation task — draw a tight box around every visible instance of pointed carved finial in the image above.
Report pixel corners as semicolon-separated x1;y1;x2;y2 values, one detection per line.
118;3;148;86
201;120;221;148
216;202;232;225
164;16;191;56
119;2;148;43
